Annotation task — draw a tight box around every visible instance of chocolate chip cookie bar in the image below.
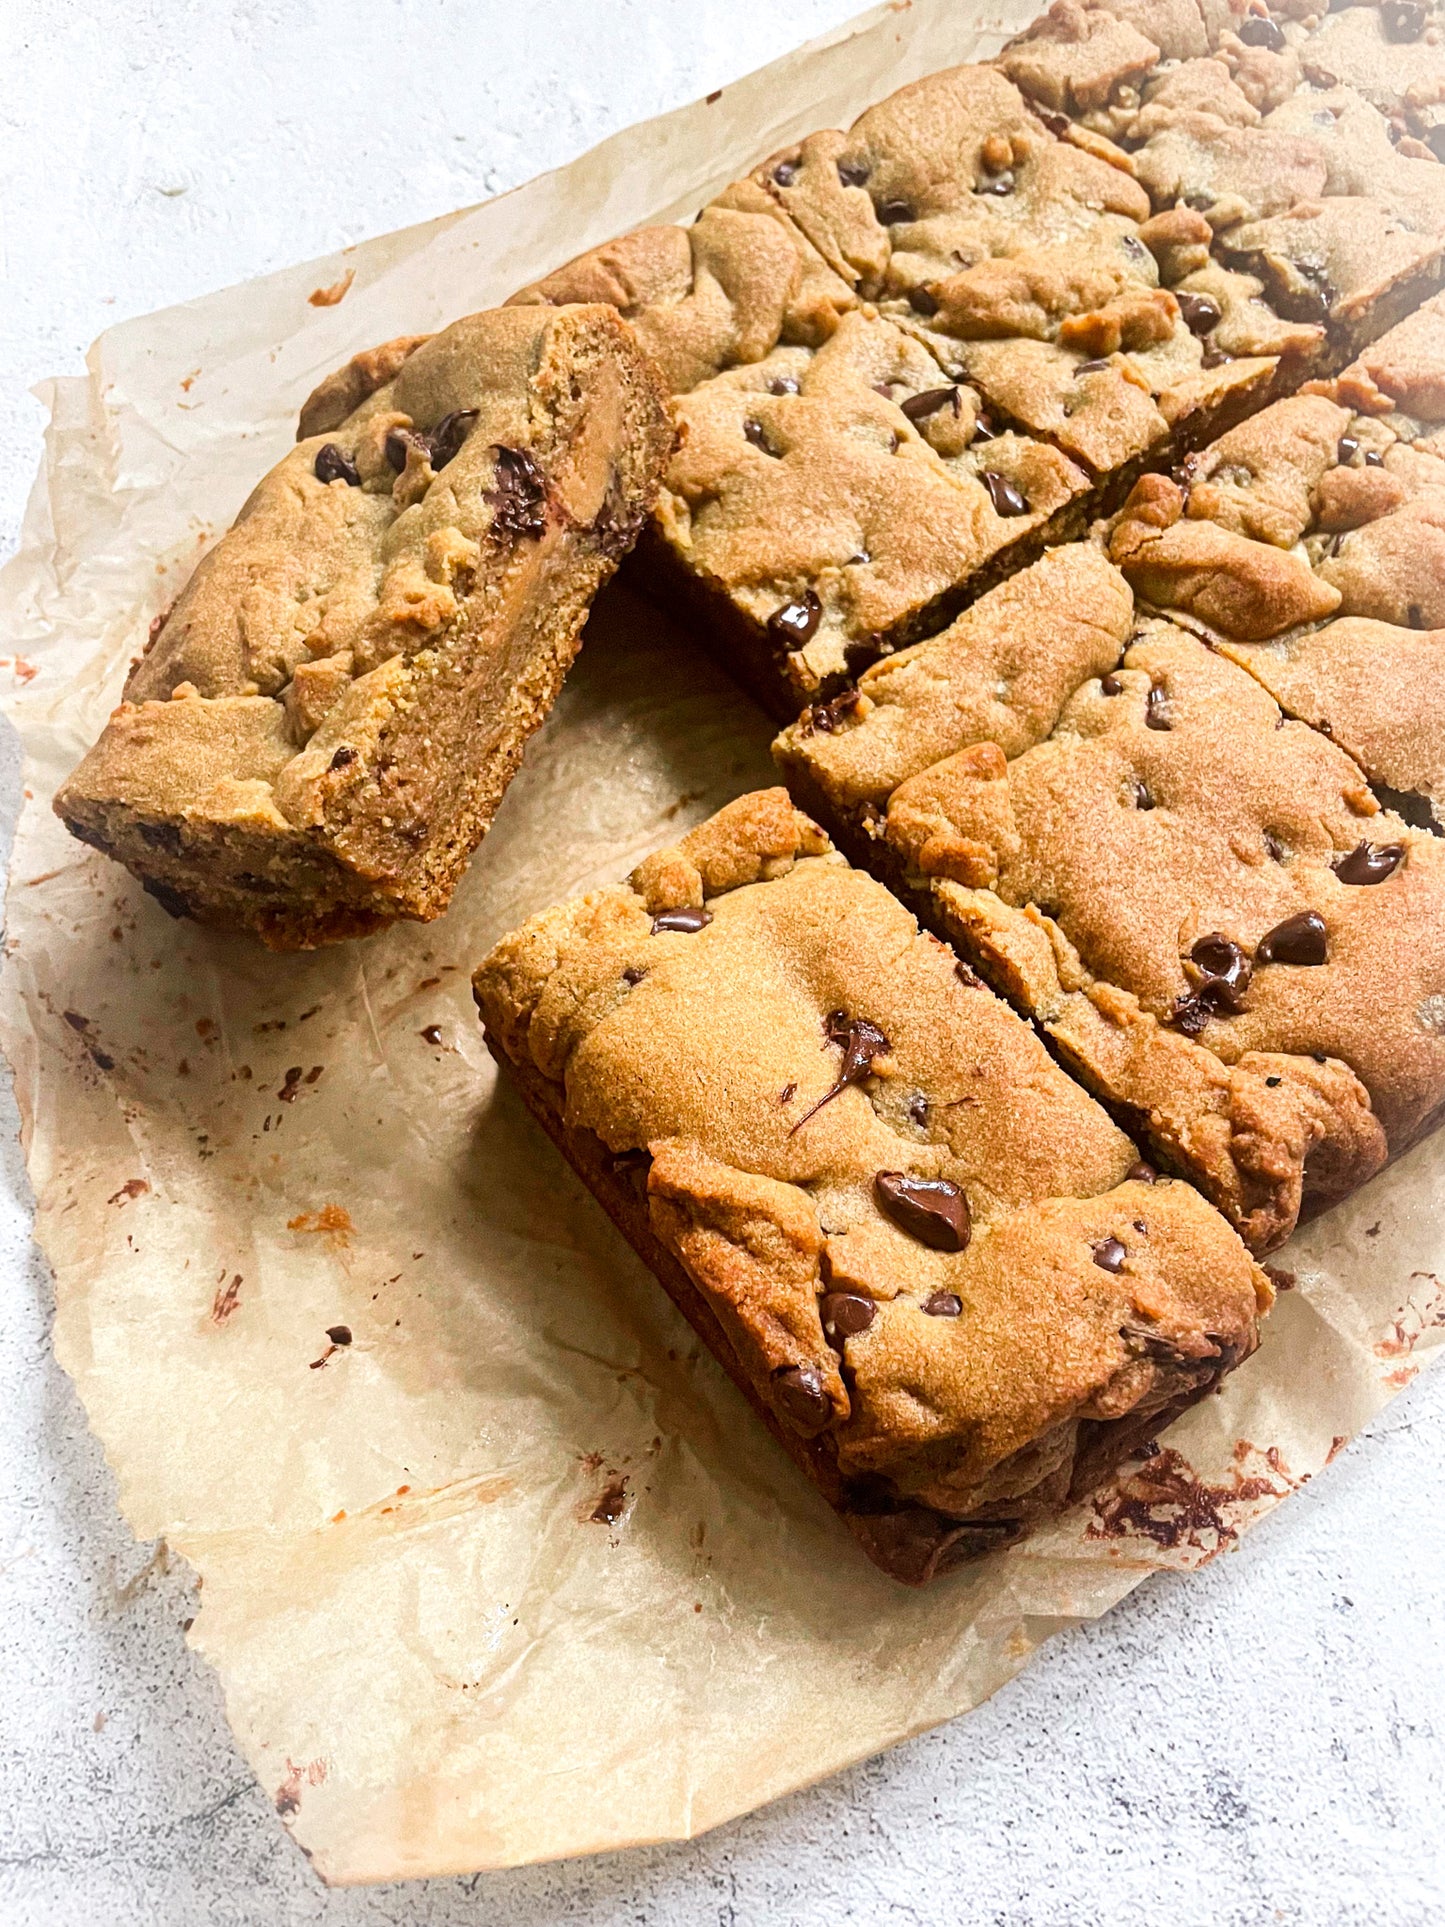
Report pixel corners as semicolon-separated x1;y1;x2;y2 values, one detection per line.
777;549;1445;1253
55;304;673;947
1112;291;1445;825
474;790;1271;1583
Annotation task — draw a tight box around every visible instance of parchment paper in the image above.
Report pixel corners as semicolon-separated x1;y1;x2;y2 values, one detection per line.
2;0;1443;1885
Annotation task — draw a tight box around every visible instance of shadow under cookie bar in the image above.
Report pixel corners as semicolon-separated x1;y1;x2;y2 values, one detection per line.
55;304;673;949
776;548;1445;1254
474;789;1270;1585
1110;293;1445;830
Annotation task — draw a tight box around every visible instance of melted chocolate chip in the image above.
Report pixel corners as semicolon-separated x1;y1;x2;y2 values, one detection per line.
978;170;1015;196
1188;932;1252;1012
820;1291;876;1341
877;199;914;225
314;442;360;486
922;1290;962;1317
772;1364;832;1434
982;471;1029;517
1238;13;1285;49
431;408;480;469
1145;684;1173;730
767;374;801;395
1333;840;1404;885
1101;671;1125;696
804;686;863;734
1176;290;1222;337
485;445;548;540
901;386;960;422
874;1172;971;1252
1364;449;1384;468
1336;433;1360;466
1382;0;1426;38
650;906;713;935
837;158;870;187
767;590;821;650
1255;910;1328;967
742;417;776;454
908;286;940;316
772;159;800;187
1127;1161;1158;1184
1092;1235;1127;1273
790;1014;891;1133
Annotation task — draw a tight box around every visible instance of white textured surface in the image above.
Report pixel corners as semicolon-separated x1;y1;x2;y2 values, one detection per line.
1;2;1443;1920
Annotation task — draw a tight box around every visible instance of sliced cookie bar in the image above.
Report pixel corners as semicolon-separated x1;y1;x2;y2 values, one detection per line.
474;789;1270;1584
56;304;673;948
777;550;1445;1252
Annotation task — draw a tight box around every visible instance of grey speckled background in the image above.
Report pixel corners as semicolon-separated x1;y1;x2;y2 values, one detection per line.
1;4;1442;1922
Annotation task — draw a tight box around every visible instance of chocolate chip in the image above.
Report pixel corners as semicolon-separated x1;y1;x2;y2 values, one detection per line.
1145;684;1173;730
326;1325;352;1345
1101;671;1124;696
820;1291;876;1341
1382;0;1426;38
803;686;863;734
1333;840;1404;885
314;443;360;486
1188;932;1252;1012
955;959;986;989
1337;433;1360;466
772;1364;832;1434
790;1014;891;1133
874;1172;971;1252
901;386;960;423
982;471;1029;517
1127;1161;1158;1184
485;444;548;540
1075;358;1112;376
742;418;776;454
772;159;800;187
837;159;871;187
1238;13;1285;50
978;170;1015;196
909;1093;930;1128
972;412;997;443
1265;1074;1282;1087
430;408;480;470
622;966;646;986
1132;777;1154;810
1176;291;1222;336
922;1290;962;1317
1364;449;1384;468
1264;831;1287;863
908;286;940;316
650;906;713;935
1171;992;1212;1036
384;428;420;473
878;199;914;224
767;374;801;395
767;589;822;650
328;745;357;770
1255;910;1328;966
1201;349;1233;369
1092;1235;1127;1273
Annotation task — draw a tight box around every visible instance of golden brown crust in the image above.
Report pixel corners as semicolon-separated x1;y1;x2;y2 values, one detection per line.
296;332;433;440
475;791;1269;1574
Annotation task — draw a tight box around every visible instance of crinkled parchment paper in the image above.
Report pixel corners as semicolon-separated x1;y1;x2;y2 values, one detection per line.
2;0;1443;1885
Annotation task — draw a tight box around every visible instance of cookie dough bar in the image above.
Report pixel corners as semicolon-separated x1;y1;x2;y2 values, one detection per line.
1111;292;1445;825
56;304;673;947
778;549;1445;1251
474;790;1270;1584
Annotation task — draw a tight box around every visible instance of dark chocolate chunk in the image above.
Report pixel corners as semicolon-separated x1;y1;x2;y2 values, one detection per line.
1127;1161;1158;1184
901;386;960;422
1255;910;1328;966
820;1291;876;1341
772;159;800;187
874;1172;971;1252
908;285;940;316
650;906;713;935
314;442;360;487
429;408;480;469
1238;13;1285;49
1145;683;1173;730
1336;433;1360;466
1188;932;1253;1012
1092;1235;1127;1273
1382;0;1426;38
1364;449;1384;468
485;445;548;540
878;199;914;225
803;686;863;735
978;170;1014;196
836;158;870;187
921;1290;962;1317
767;374;801;395
326;1325;352;1345
767;589;822;650
1265;1074;1282;1087
384;428;422;473
1333;840;1404;885
772;1364;832;1434
981;470;1029;517
1176;291;1222;336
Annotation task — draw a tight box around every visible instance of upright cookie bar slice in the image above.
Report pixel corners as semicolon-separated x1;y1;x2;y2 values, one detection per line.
475;790;1270;1584
56;305;673;947
1112;292;1445;825
778;550;1445;1251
